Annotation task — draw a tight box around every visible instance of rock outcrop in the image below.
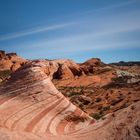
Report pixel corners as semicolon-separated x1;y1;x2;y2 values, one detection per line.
0;61;140;140
0;61;93;140
0;51;26;72
80;58;105;74
0;51;140;139
0;50;27;83
0;50;6;59
31;59;83;80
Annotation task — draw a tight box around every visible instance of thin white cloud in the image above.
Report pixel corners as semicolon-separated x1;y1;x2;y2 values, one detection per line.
0;23;74;41
4;9;140;51
31;19;140;48
9;16;140;53
86;0;139;13
47;0;139;24
0;0;139;41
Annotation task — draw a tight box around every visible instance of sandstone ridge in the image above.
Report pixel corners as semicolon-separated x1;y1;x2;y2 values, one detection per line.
0;60;140;140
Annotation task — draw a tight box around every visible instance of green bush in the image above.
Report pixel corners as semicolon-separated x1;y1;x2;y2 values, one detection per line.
102;106;110;111
90;113;103;120
0;70;11;79
67;92;78;97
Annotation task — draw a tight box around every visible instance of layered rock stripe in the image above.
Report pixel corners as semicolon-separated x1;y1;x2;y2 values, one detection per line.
0;62;96;140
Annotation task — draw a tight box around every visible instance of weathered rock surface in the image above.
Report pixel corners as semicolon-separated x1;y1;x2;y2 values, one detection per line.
0;50;6;59
0;61;93;140
29;59;83;80
0;51;26;71
0;61;140;140
0;51;27;83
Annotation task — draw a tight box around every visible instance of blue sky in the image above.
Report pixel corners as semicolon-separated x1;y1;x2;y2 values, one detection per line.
0;0;140;63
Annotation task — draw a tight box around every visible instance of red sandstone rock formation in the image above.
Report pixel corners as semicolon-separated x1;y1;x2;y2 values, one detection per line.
0;61;140;140
0;50;26;72
0;50;6;59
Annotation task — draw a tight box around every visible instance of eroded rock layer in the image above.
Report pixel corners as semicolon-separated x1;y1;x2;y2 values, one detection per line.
0;61;94;140
0;61;140;140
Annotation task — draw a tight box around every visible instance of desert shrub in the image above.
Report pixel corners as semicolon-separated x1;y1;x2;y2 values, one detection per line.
112;76;129;83
65;115;87;122
94;68;112;75
67;92;79;97
90;113;103;120
62;86;84;97
103;76;129;88
102;106;110;111
79;86;84;93
0;70;11;79
98;106;103;110
99;110;103;115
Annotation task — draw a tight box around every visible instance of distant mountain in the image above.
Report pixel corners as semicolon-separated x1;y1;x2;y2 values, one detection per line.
110;61;140;66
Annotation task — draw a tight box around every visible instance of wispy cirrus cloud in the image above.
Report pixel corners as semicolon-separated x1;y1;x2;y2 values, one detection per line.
49;0;139;24
0;23;74;41
24;14;140;49
0;0;139;42
86;0;140;13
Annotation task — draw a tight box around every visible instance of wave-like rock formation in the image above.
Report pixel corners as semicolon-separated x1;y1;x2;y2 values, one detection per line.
0;61;94;140
0;61;140;140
